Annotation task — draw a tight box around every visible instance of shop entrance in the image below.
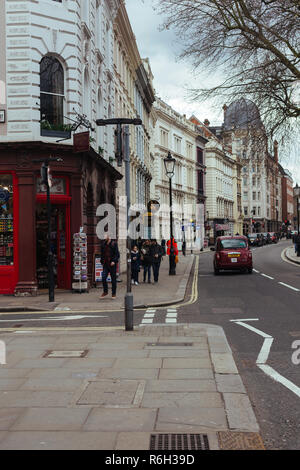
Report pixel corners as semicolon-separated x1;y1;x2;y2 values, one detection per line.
36;203;71;290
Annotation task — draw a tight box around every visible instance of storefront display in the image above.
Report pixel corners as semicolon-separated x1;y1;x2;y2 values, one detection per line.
72;231;88;292
0;175;14;266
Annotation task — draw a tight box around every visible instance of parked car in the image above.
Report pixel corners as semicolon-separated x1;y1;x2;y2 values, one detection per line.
248;233;259;246
256;233;264;246
211;236;253;274
268;232;278;243
262;232;271;244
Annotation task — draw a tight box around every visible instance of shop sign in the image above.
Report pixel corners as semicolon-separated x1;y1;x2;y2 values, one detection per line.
74;131;90;153
215;224;230;231
0;110;5;123
37;177;66;195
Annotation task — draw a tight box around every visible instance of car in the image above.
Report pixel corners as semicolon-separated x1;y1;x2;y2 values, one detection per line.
211;235;253;274
247;233;258;246
268;232;278;243
262;232;271;244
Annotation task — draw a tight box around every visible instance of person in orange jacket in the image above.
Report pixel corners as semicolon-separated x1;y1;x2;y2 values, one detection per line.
166;237;178;257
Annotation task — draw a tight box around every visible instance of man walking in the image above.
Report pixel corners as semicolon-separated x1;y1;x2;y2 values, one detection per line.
151;239;163;283
100;236;120;299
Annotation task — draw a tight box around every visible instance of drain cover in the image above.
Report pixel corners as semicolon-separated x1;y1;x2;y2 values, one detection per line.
218;432;265;450
150;434;209;451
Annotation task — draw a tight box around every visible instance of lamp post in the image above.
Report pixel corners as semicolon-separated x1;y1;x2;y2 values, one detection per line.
294;186;300;234
33;156;63;302
96;117;142;331
164;151;176;275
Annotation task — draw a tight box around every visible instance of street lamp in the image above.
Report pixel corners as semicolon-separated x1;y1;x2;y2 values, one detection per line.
294;186;300;234
96;117;142;331
164;152;176;275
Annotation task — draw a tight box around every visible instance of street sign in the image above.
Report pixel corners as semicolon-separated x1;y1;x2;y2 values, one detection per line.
73;131;90;153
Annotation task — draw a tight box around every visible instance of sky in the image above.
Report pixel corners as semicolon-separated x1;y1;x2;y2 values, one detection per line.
125;0;300;184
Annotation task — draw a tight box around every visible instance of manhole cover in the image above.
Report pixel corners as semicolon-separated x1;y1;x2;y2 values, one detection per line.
43;350;88;358
74;379;145;408
150;434;210;450
218;432;265;450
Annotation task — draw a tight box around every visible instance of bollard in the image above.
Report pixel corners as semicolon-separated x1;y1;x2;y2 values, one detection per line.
125;292;134;331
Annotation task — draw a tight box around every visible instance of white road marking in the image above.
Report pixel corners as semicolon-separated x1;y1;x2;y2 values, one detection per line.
260;273;274;280
232;319;300;399
253;269;260;273
140;309;156;325
257;364;300;398
0;315;108;322
278;282;300;292
230;318;259;322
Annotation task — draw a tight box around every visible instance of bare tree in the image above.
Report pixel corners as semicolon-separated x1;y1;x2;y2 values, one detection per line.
155;0;300;139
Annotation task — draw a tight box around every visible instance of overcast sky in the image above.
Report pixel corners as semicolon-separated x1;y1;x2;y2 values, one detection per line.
125;0;300;184
125;0;224;125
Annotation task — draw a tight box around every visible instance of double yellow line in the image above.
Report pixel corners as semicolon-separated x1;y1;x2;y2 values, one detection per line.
172;255;199;309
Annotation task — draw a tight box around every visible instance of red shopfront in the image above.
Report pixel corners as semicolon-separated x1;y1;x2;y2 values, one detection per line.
0;142;122;296
35;175;71;291
0;172;19;294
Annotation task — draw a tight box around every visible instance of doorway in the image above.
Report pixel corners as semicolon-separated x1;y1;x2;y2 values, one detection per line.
36;203;70;289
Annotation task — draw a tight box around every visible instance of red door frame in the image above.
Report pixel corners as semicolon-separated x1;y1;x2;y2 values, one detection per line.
0;171;19;294
36;176;72;289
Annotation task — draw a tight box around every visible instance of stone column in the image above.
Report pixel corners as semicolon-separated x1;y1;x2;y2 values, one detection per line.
14;172;38;296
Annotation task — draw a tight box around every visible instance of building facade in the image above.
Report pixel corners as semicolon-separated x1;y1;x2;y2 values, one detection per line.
153;98;207;249
0;0;122;295
221;99;282;236
113;3;155;269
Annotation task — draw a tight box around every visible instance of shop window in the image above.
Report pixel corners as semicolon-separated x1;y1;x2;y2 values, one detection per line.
0;175;14;266
40;56;69;136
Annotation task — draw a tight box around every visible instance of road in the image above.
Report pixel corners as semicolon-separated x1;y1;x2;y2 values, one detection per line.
0;239;299;449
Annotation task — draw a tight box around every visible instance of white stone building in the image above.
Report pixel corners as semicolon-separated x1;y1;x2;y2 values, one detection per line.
153;98;206;249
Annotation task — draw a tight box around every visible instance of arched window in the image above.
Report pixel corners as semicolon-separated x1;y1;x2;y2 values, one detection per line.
40;56;64;128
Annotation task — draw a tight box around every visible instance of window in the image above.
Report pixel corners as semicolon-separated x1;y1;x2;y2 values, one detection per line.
244;207;248;216
0;175;14;266
253;192;256;200
197;148;203;165
40;56;64;128
220;239;247;249
160;128;168;147
174;135;182;154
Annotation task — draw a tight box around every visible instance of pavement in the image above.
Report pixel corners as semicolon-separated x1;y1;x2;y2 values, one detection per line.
284;244;300;265
0;253;196;313
0;248;265;451
0;324;263;450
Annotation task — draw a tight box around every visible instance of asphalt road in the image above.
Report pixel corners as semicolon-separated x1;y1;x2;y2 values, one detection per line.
181;239;300;450
0;239;299;449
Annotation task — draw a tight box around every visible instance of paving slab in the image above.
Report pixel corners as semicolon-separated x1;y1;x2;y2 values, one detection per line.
156;406;228;432
0;322;261;450
83;408;157;432
11;407;91;431
0;431;117;450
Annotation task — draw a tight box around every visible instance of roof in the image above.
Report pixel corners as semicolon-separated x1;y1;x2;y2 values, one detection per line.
224;98;263;131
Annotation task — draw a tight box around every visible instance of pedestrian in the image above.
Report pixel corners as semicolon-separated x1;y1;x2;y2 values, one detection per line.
295;233;300;257
161;238;166;256
131;245;140;285
182;239;186;256
100;236;120;299
167;237;178;258
141;239;152;283
151;239;163;283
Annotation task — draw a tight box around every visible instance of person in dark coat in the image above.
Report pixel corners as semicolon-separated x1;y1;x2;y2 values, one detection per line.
131;245;141;285
141;239;152;283
151;239;163;283
295;233;300;257
100;236;120;299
